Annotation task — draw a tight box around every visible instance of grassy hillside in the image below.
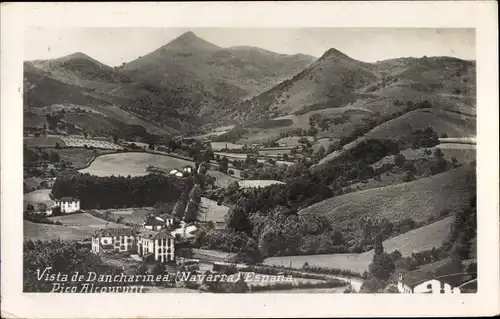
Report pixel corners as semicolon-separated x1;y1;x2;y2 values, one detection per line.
124;32;316;103
298;164;475;227
263;216;455;273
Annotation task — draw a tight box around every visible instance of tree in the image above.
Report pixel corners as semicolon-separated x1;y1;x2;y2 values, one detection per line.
26;204;35;211
226;207;252;234
173;188;190;219
373;234;384;257
151;262;166;277
55;142;61;149
218;157;229;174
394;153;406;168
228;170;234;176
369;252;395;281
112;134;119;144
316;145;326;158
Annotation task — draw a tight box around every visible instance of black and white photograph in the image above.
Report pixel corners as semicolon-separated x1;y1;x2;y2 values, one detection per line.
1;2;498;318
20;26;479;294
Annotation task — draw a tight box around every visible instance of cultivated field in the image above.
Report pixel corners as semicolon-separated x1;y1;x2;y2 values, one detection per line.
92;207;156;225
48;212;128;229
238;180;285;188
276;136;315;147
432;144;476;164
210;142;244;151
24;136;67;148
48;147;116;169
24;220;94;241
200;197;230;223
367;108;476;140
264;253;369;274
24;189;54;206
206;170;241;188
264;216;454;273
79;152;193;177
299;164;475;227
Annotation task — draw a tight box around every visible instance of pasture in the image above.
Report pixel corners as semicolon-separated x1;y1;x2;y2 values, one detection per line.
92;207;156;225
200;197;230;223
79;152;193;177
300;164;475;227
238;180;285;188
24;189;54;207
210;142;244;151
24;220;94;241
264;216;454;273
48;212;128;229
24;136;66;148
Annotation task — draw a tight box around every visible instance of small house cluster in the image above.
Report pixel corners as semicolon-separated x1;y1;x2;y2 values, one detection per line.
91;211;196;263
168;165;194;178
397;273;462;294
37;197;81;216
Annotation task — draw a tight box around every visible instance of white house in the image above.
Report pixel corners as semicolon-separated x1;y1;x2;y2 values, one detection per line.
136;228;175;263
169;169;184;178
156;213;174;227
397;273;462;294
91;228;137;255
54;197;80;213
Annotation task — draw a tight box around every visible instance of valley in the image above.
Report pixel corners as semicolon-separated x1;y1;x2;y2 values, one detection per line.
23;30;477;294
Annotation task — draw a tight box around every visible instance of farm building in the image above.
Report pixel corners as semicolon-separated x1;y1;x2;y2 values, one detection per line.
137;228;175;263
54;197;80;213
183;165;194;174
91;228;137;255
397;273;462;294
168;169;184;178
156;213;174;227
143;216;165;231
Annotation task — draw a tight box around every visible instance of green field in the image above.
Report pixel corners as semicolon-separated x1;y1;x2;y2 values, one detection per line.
299;164;475;227
264;216;454;273
48;147;116;169
24;136;67;148
93;207;156;225
24;189;54;207
79;152;193;177
24;220;95;241
48;212;128;229
200;197;230;223
238;180;285;188
210;142;244;151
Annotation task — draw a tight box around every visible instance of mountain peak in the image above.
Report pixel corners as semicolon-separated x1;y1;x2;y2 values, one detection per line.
320;48;351;60
165;31;220;52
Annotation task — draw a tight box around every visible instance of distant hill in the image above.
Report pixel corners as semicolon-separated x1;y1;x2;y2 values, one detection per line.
23;32;316;138
229;48;379;123
123;31;316;118
298;164;476;227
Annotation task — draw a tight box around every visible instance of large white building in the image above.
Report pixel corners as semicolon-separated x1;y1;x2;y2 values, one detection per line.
54;197;80;213
91;228;137;255
137;229;175;263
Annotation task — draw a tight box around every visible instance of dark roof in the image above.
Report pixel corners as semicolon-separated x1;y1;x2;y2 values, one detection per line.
95;228;135;237
158;213;174;221
144;218;164;226
137;228;174;240
58;197;79;202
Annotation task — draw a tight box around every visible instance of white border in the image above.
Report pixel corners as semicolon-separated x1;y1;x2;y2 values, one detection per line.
1;2;499;318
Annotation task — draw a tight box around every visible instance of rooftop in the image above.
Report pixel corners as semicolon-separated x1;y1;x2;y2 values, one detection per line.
94;228;135;237
137;228;174;240
57;197;79;202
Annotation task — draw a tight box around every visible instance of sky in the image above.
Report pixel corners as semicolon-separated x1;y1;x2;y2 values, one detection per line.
24;28;475;67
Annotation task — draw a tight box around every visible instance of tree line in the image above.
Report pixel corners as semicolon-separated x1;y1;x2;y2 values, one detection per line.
51;173;186;209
